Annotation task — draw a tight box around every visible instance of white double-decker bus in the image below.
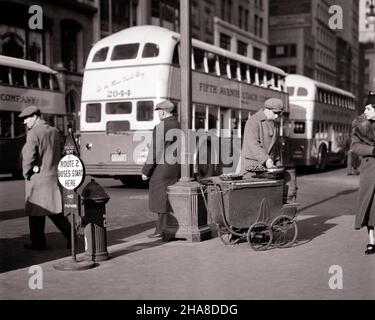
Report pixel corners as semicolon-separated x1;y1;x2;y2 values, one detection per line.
285;74;356;170
0;55;67;177
80;26;289;184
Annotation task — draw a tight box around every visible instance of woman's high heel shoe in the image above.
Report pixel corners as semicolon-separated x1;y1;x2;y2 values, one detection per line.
365;244;375;255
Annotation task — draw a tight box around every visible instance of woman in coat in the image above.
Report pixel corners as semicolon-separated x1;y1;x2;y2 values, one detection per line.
351;91;375;255
142;100;180;238
20;106;71;250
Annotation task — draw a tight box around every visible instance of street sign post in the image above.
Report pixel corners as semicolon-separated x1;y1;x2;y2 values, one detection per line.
54;129;96;271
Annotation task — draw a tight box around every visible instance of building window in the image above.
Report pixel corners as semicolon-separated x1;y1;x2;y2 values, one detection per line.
253;47;262;61
239;6;243;29
259;17;263;38
269;44;297;58
245;9;249;31
192;2;199;28
61;20;82;72
220;33;231;50
254;14;259;36
237;40;247;56
204;7;213;34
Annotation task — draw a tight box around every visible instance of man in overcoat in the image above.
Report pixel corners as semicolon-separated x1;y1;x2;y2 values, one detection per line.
142;100;181;238
351;91;375;254
239;98;284;176
20;106;71;250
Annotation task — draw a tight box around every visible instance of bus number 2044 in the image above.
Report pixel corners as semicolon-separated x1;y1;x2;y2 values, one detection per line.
107;89;131;98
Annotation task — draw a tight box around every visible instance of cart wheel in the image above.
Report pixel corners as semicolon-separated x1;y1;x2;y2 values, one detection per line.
271;215;298;248
247;222;273;251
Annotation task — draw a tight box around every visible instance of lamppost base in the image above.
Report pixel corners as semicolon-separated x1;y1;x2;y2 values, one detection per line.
53;258;96;271
165;180;212;242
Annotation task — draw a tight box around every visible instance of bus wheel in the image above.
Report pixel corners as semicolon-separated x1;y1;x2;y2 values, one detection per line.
120;176;148;188
316;145;328;171
12;169;23;180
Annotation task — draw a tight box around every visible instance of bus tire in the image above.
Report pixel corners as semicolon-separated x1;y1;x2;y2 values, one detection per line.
316;145;328;171
120;175;148;188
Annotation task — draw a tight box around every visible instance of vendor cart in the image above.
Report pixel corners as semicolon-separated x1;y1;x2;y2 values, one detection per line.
200;169;298;251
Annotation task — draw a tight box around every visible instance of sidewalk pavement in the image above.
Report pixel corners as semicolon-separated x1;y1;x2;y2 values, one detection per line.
1;169;375;300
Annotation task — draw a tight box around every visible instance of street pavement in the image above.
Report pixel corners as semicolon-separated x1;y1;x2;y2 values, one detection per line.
0;168;375;300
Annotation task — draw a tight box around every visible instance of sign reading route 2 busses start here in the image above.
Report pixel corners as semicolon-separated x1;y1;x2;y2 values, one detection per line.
57;154;84;190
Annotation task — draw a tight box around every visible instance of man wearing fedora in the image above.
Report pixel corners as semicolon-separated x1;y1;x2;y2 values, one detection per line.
19;106;71;250
142;100;181;238
239;98;284;176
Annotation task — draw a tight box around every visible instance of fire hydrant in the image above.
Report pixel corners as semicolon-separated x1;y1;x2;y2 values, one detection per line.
81;179;110;262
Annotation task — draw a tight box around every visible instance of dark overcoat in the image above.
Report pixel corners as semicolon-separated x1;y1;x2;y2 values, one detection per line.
351;115;375;229
239;109;280;175
142;116;181;214
22;119;62;216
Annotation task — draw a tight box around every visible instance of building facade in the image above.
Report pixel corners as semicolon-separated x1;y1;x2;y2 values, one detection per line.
358;0;375;110
268;0;360;108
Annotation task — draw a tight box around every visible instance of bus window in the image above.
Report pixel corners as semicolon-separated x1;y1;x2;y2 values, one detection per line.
51;75;60;91
136;101;154;121
27;70;40;88
229;60;238;80
41;73;51;89
287;86;295;96
86;103;101;123
172;44;180;65
0;111;12;138
106;102;132;114
208;107;218;130
14;112;25;137
111;43;139;60
142;43;159;58
93;47;109;62
107;121;130;134
12;68;25;86
193;48;205;72
194;104;206;130
0;66;10;84
206;52;216;74
297;87;308;96
294;121;305;134
219;56;228;78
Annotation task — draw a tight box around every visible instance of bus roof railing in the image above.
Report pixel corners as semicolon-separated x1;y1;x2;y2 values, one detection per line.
0;55;57;74
86;25;287;77
286;74;355;99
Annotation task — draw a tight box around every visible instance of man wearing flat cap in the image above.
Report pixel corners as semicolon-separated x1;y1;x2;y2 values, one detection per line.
19;106;71;250
142;100;181;238
239;98;284;175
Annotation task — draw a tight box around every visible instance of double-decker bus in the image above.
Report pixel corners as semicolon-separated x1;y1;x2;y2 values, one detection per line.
285;74;356;170
79;25;289;184
0;55;67;177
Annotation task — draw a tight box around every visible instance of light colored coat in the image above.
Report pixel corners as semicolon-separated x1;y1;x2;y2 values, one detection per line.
351;115;375;229
239;109;280;175
22;119;62;216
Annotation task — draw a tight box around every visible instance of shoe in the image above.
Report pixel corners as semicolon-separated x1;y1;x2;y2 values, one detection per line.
24;243;47;251
147;233;162;238
365;244;375;255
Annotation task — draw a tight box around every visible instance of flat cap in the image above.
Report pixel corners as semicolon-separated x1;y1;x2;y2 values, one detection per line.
264;98;284;112
155;100;175;111
19;106;40;118
365;91;375;106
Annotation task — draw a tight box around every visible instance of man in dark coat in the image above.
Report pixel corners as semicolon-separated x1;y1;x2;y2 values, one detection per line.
351;91;375;255
142;100;181;238
239;98;284;176
19;106;71;250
